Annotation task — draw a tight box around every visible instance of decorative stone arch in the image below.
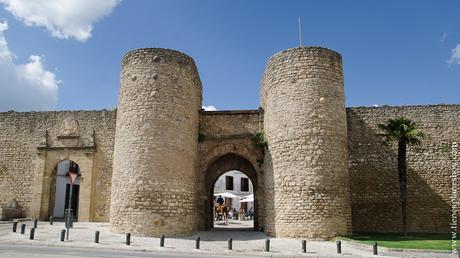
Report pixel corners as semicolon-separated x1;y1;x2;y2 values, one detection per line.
29;147;95;221
197;136;266;230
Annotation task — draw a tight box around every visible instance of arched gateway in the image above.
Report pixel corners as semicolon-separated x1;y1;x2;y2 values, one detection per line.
108;47;352;239
204;153;259;230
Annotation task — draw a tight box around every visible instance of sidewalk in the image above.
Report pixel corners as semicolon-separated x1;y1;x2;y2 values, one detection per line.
0;221;453;258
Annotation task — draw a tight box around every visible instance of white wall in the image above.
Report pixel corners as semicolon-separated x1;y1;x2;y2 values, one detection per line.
213;170;254;212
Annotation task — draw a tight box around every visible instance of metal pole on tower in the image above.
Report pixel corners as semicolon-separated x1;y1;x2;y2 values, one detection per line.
298;17;303;47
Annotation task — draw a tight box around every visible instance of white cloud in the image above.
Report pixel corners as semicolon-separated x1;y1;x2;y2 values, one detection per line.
202;105;217;111
448;44;460;65
0;0;121;41
0;20;60;111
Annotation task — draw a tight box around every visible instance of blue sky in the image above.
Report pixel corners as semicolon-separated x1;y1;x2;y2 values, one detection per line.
0;0;459;112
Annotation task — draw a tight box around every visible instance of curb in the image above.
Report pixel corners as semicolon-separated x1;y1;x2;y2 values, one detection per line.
0;242;333;258
0;219;30;224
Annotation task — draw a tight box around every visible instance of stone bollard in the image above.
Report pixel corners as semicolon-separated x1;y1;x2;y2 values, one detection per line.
49;216;54;225
12;222;17;232
20;224;26;234
302;240;306;253
373;242;378;255
60;229;66;242
228;238;232;250
336;240;342;254
195;237;200;249
265;239;270;252
126;233;131;245
33;219;38;229
29;228;35;240
160;235;165;247
95;231;100;243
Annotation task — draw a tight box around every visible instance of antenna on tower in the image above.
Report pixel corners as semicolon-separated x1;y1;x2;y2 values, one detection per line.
298;17;303;47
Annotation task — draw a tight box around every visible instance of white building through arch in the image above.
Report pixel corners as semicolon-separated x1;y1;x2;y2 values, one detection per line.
213;170;254;226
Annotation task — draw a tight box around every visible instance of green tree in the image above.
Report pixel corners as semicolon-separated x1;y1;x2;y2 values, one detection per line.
378;117;424;236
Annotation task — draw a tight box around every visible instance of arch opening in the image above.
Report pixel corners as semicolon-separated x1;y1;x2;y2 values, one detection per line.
205;153;259;231
212;171;254;230
49;160;81;220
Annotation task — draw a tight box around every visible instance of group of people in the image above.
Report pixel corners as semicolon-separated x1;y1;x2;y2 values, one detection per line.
215;195;254;220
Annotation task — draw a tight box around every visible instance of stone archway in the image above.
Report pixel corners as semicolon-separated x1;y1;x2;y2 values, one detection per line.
30;148;95;221
204;153;259;230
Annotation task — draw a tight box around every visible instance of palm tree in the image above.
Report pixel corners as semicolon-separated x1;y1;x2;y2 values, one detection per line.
378;117;424;237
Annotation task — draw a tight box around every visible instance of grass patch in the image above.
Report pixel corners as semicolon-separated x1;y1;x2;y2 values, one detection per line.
338;233;454;251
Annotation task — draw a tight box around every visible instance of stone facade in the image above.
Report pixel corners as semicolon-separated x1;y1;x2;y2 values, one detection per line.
0;47;458;239
0;110;116;221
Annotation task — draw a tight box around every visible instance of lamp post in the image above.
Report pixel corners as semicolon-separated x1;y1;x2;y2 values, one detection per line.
65;168;78;240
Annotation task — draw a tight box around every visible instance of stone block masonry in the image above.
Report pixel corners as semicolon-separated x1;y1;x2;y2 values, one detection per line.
0;110;116;221
110;48;202;236
261;47;352;239
347;105;460;233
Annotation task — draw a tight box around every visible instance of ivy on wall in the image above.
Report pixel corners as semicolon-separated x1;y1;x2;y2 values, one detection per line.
252;130;267;167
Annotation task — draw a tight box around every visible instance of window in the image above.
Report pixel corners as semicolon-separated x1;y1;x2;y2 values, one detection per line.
241;177;249;192
225;176;234;190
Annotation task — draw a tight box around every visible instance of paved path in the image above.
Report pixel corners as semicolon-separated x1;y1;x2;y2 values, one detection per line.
0;221;453;258
213;218;254;230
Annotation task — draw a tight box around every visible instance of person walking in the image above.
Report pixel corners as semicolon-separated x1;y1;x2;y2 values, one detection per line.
239;207;245;221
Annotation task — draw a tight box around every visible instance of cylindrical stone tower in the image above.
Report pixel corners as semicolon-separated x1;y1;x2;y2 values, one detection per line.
110;48;202;236
260;47;352;239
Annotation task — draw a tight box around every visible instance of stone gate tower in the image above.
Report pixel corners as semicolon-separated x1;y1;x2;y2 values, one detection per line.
260;47;352;239
110;48;202;236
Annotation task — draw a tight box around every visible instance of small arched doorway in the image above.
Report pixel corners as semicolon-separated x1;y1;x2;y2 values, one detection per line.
213;170;254;229
50;160;81;220
205;153;258;230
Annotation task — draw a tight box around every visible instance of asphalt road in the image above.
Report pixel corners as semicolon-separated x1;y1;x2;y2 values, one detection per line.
0;244;256;258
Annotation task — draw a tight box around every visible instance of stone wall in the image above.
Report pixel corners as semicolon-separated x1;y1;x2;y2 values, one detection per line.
0;110;116;221
347;104;460;233
0;208;22;220
260;47;352;239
